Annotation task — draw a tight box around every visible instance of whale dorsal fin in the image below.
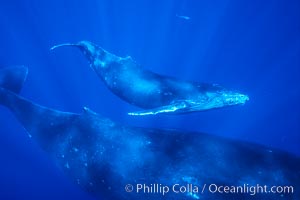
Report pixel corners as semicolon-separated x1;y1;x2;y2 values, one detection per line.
82;107;100;116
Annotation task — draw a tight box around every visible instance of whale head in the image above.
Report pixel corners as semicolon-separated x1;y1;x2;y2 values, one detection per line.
221;91;249;105
199;90;249;111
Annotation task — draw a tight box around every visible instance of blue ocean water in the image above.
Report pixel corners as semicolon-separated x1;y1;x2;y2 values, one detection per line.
0;0;299;199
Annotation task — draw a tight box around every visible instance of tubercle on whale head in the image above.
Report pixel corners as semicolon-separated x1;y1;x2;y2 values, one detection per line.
192;90;249;111
224;92;249;105
212;91;249;109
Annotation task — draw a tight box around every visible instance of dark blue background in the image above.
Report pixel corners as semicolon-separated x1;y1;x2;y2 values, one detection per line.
0;0;299;199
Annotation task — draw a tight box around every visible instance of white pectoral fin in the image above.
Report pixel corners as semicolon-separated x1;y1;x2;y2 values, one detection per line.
128;101;189;116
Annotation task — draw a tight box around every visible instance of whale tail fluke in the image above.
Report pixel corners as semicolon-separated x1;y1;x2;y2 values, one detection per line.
0;66;28;107
0;66;78;146
50;43;78;51
51;41;105;66
0;66;28;94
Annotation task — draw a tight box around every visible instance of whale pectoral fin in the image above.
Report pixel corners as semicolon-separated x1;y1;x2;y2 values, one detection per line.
128;101;189;116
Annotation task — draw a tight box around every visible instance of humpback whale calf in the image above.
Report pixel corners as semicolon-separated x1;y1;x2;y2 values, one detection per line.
0;66;299;199
51;41;249;115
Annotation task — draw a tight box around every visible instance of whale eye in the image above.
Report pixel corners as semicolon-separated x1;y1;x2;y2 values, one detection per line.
226;98;234;104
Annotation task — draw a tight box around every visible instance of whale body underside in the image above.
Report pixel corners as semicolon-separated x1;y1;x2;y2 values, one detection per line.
51;41;249;116
0;66;299;200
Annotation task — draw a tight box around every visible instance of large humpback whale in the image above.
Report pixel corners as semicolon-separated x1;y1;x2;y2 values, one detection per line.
51;41;249;115
0;66;299;199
